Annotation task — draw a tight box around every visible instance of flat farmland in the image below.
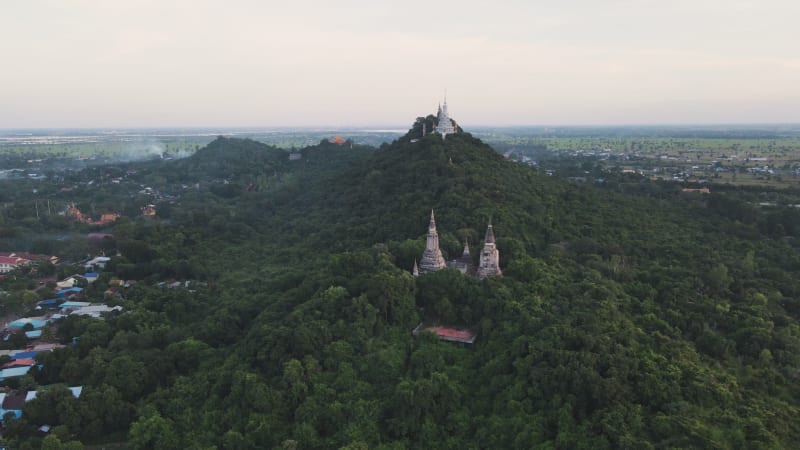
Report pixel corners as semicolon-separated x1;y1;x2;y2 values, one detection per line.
475;131;800;188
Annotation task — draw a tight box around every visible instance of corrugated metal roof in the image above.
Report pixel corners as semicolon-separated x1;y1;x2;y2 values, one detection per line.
3;358;35;368
7;319;47;329
25;330;42;339
25;386;82;402
0;366;32;380
11;351;40;360
59;301;90;308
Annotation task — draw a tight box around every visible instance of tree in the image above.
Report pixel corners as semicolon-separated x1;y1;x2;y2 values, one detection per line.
129;411;180;450
705;263;731;294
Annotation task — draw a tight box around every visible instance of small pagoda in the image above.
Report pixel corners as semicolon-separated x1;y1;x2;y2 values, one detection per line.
476;223;502;278
418;210;446;273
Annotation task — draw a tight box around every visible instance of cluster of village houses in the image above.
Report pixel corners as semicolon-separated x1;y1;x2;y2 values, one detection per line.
0;341;82;426
0;253;124;426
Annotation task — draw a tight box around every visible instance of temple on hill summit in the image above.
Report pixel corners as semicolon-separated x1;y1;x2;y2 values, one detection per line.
435;97;457;139
415;210;501;278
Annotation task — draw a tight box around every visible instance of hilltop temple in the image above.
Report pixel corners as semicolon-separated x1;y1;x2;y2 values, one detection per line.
435;97;457;138
415;210;501;278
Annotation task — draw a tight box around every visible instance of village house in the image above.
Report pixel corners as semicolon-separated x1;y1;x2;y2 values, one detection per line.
0;386;82;424
83;272;99;284
0;252;58;268
3;318;49;340
84;256;111;271
56;275;85;290
53;301;122;319
55;287;84;299
0;256;27;274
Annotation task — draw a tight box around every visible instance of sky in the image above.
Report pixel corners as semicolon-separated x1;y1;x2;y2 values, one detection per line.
1;0;799;127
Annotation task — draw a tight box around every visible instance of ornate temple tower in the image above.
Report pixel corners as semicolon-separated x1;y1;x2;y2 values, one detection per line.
449;239;474;274
477;223;502;278
419;210;446;273
435;97;456;138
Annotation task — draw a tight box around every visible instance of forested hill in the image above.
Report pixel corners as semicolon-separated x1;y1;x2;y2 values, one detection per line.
10;126;800;449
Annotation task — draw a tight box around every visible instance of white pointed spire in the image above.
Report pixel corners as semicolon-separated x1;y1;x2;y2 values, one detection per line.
435;94;456;137
419;209;446;273
477;222;502;278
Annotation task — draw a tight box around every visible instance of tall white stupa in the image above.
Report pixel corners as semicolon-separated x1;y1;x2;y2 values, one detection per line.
435;96;456;138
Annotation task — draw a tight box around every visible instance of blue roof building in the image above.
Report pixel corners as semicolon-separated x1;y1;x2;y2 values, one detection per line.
11;351;41;360
37;299;60;309
6;319;47;330
56;287;84;298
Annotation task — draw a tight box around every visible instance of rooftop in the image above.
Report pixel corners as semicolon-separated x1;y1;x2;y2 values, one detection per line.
0;366;33;381
412;323;477;344
6;318;48;330
0;256;26;265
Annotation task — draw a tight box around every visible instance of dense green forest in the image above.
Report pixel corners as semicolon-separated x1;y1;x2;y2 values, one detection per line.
3;119;800;449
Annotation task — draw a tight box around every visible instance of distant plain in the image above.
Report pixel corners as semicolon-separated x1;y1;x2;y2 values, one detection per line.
2;125;800;188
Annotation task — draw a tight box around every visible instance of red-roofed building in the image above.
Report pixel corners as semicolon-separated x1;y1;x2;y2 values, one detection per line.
67;206;119;226
0;256;29;274
3;358;35;369
0;252;58;266
99;213;119;223
412;323;477;345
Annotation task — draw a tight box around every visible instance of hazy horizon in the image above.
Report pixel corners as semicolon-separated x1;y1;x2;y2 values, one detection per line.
3;123;800;133
2;1;799;128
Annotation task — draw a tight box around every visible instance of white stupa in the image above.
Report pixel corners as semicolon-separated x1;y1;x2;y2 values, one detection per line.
435;97;456;138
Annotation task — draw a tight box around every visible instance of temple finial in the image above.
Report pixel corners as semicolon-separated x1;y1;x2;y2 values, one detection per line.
484;222;496;244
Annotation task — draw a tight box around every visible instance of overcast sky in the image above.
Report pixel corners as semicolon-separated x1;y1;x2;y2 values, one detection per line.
1;0;799;127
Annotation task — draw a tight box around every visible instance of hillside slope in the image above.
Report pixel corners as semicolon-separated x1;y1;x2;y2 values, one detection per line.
11;126;800;449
